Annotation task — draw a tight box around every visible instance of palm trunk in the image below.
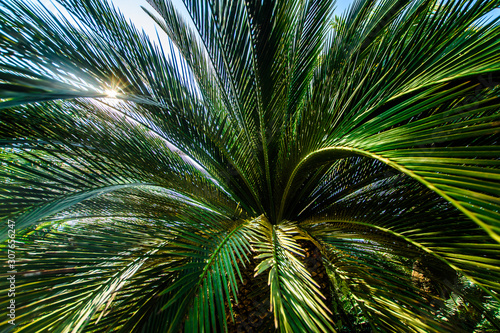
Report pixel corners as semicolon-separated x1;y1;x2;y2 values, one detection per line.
226;254;274;332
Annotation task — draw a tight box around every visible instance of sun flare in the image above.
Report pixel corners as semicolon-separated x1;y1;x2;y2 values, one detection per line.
104;89;118;98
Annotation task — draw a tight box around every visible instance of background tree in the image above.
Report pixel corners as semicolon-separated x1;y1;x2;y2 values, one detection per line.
0;0;499;332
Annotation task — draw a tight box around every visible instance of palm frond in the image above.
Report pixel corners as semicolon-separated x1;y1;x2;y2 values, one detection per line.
1;0;499;331
277;0;500;240
251;218;335;332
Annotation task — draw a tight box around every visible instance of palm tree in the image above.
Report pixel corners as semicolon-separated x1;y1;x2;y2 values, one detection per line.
1;0;499;331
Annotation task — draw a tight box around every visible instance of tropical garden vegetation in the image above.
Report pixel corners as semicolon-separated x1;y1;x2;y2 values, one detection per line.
0;0;499;331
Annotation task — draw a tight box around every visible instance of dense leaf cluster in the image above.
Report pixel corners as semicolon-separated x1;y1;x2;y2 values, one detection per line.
0;0;499;332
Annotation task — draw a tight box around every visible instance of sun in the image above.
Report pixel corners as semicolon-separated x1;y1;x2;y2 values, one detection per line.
104;89;118;98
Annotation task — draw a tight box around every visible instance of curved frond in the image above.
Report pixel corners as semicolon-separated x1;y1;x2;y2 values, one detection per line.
1;0;499;331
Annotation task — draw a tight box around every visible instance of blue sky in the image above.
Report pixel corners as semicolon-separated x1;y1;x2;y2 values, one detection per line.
39;0;499;45
110;0;355;41
102;1;500;43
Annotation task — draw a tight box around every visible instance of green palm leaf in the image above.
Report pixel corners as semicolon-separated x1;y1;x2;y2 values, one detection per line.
1;0;499;332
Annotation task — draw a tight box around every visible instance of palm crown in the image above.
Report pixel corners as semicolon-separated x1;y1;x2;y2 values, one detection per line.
1;0;500;332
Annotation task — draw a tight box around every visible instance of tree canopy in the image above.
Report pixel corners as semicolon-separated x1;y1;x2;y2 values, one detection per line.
0;0;499;332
